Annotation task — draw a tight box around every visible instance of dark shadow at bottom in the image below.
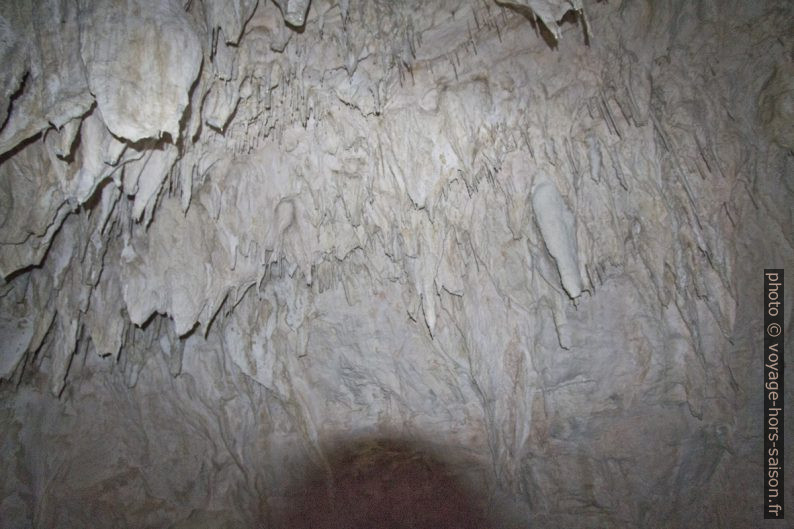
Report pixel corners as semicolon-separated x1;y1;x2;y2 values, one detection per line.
273;438;505;529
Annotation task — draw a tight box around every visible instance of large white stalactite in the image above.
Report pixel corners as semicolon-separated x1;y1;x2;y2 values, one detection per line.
0;0;792;527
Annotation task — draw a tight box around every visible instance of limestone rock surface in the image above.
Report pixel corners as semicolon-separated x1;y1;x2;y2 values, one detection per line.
0;0;792;528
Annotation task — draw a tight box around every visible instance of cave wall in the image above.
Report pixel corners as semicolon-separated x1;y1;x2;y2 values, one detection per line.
0;0;792;527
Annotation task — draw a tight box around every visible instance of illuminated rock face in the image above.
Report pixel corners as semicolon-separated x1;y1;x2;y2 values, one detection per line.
0;0;791;527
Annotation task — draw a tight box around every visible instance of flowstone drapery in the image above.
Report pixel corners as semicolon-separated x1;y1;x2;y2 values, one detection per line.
0;1;792;527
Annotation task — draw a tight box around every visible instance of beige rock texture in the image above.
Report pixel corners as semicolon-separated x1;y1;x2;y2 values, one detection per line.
0;0;792;527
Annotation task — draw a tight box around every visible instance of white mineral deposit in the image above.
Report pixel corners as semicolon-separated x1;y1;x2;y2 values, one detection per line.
0;0;791;527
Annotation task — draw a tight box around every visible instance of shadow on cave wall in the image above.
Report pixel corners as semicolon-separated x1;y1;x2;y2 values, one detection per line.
268;437;513;529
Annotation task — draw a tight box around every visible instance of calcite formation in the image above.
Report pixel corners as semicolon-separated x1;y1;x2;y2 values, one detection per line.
0;0;792;527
